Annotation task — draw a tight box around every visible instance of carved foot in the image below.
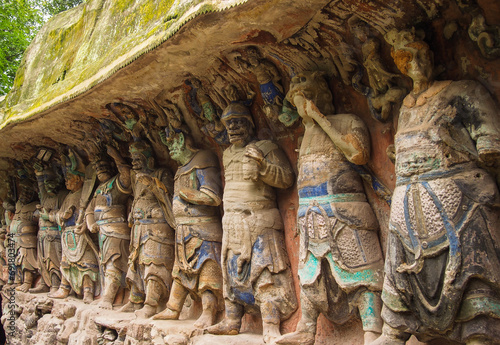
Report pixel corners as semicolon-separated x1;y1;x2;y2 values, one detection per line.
48;287;70;299
364;331;381;345
263;322;281;344
205;319;240;335
98;300;113;310
273;331;315;345
29;283;50;293
135;304;156;319
152;308;179;320
118;301;143;313
15;283;31;293
193;309;217;329
368;334;405;345
83;290;94;304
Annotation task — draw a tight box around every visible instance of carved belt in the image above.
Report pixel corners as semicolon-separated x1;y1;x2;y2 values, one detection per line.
396;162;476;186
175;216;219;225
299;193;367;205
96;217;126;225
38;227;60;240
135;218;168;225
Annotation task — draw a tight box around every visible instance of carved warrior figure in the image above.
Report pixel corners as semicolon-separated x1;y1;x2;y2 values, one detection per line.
31;161;68;294
11;179;39;292
275;71;384;345
118;141;175;319
185;78;228;145
153;129;223;328
349;17;405;122
85;146;131;309
49;150;99;304
206;102;297;343
234;47;285;121
370;29;500;345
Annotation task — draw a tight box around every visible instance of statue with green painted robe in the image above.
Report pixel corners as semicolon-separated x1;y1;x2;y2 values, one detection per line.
275;71;385;345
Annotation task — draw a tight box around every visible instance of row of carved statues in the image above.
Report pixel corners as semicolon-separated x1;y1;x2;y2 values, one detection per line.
2;28;500;345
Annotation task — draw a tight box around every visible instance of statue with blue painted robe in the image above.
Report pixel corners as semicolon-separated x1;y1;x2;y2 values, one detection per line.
153;129;223;328
118;140;175;319
31;160;68;294
274;71;385;345
49;150;100;304
11;180;39;293
370;29;500;345
206;102;297;344
84;146;131;310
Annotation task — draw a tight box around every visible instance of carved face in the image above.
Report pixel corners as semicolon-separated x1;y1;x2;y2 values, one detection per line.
225;117;252;147
131;152;147;172
405;45;433;84
165;133;185;163
95;161;113;183
44;179;59;196
286;71;334;115
65;173;83;192
19;187;34;204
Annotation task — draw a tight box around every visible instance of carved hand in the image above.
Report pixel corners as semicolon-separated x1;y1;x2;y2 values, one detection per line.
136;173;153;187
61;207;75;220
89;223;99;233
244;143;264;163
74;223;86;235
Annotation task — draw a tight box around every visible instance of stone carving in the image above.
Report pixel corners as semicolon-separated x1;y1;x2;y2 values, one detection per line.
234;47;285;122
3;198;15;286
10;179;39;292
274;71;385;345
84;146;131;309
153;128;224;328
349;17;405;122
370;29;500;345
118;140;175;318
32;152;68;294
468;13;500;59
48;149;100;303
184;78;228;145
206;101;297;343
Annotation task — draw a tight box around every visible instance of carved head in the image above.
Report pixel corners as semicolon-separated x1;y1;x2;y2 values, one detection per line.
108;103;138;130
94;159;114;183
286;71;335;115
386;28;433;83
220;102;254;147
129;141;154;172
164;128;196;165
246;46;261;65
42;166;62;196
18;179;36;204
62;149;85;192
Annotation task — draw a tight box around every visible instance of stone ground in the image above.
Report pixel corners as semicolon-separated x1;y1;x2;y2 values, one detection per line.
2;290;266;345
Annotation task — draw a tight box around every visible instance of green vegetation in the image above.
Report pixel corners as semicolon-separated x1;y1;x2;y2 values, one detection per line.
0;0;83;95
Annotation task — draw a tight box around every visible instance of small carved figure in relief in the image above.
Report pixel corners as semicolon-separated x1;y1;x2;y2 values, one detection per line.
84;146;131;309
274;71;385;345
370;29;500;345
153;128;224;328
118;141;175;319
349;17;405;122
205;102;297;343
3;198;15;286
107;103;147;141
468;13;500;59
31;152;68;294
184;78;228;145
48;150;99;304
234;46;285;122
10;179;39;292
